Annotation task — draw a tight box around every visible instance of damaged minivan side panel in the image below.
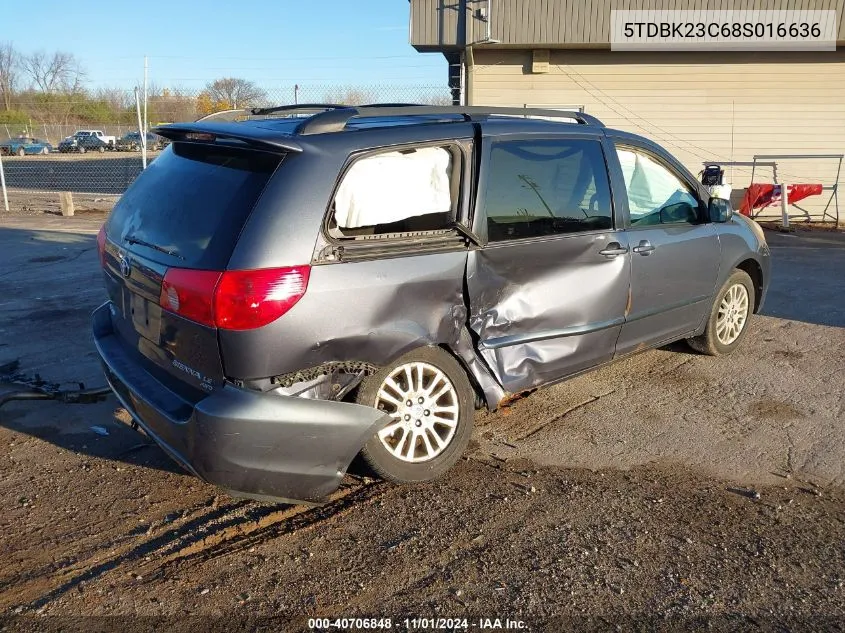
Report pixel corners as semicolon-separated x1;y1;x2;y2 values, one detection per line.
466;241;630;393
218;251;471;383
216;129;493;397
465;132;631;394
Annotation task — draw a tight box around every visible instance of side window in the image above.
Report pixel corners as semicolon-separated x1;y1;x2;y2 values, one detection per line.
483;138;612;242
329;145;459;239
616;147;700;226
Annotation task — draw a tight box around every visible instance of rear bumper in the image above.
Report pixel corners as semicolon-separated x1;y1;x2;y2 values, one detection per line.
92;303;389;503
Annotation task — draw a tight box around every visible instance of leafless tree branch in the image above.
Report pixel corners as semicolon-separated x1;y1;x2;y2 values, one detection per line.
0;41;20;111
204;77;267;109
22;50;86;93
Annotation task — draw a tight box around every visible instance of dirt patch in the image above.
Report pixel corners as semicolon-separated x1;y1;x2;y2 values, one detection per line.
772;349;804;360
24;307;91;324
748;399;805;421
1;458;841;630
3;191;115;216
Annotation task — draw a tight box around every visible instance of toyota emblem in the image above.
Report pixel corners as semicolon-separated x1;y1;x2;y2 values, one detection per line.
120;255;131;278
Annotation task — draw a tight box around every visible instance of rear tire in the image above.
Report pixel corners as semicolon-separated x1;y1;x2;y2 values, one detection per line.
79;146;86;154
98;146;104;153
687;269;755;356
16;147;24;157
355;347;474;483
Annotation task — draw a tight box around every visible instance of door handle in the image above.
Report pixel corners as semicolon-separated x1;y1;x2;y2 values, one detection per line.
632;240;655;255
598;242;629;258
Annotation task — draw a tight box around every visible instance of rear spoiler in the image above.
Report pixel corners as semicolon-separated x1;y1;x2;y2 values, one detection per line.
153;122;303;153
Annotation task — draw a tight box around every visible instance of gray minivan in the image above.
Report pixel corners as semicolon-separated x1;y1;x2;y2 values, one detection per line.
93;105;770;503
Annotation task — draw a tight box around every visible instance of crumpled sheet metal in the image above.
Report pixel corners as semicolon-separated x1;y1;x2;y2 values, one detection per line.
466;237;628;394
219;250;506;411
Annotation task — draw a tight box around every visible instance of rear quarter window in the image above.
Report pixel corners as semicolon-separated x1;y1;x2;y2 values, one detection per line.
106;143;282;268
327;144;461;239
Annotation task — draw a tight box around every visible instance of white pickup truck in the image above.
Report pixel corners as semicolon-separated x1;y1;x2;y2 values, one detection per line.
58;129;116;153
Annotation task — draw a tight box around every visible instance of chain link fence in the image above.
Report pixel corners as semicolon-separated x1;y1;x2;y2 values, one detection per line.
0;85;452;215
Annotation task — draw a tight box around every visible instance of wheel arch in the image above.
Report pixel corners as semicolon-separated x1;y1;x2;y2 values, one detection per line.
735;258;763;313
439;328;507;412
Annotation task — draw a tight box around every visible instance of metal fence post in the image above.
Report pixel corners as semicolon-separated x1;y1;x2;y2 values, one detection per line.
781;184;790;229
0;152;9;213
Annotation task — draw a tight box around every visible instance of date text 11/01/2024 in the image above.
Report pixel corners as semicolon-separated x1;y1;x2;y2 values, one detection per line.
307;617;528;630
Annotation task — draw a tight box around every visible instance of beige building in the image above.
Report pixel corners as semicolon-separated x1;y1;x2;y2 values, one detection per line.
409;0;845;221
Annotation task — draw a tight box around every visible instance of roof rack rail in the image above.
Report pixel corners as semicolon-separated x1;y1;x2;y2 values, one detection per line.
248;103;347;116
295;105;604;135
357;102;425;108
196;108;249;122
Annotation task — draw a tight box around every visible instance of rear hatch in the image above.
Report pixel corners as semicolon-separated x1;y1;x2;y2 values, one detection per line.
99;142;283;401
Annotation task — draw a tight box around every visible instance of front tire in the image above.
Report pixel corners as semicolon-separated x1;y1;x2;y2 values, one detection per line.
355;347;474;483
687;269;755;356
17;147;24;157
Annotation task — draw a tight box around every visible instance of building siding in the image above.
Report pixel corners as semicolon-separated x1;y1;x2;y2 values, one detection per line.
410;0;845;49
468;48;845;220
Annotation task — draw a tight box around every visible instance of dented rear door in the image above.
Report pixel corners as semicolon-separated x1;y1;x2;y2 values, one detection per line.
466;131;631;394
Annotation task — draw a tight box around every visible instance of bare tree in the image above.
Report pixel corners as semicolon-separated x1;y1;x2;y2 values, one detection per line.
0;41;19;111
149;86;198;123
22;50;85;93
95;86;132;111
204;77;266;109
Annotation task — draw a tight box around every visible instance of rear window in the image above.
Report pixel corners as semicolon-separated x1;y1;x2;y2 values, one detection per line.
106;143;281;268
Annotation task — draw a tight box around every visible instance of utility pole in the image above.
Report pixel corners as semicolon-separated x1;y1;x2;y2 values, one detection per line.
142;55;148;169
134;87;145;169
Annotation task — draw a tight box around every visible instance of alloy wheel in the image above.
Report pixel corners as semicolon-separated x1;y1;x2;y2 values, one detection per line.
716;283;749;345
374;362;459;463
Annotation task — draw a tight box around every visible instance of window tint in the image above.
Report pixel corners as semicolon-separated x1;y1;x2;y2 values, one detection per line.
483;139;612;242
616;148;700;226
330;146;457;238
106;143;281;268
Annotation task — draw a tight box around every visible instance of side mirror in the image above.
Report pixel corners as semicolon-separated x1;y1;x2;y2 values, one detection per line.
709;197;733;223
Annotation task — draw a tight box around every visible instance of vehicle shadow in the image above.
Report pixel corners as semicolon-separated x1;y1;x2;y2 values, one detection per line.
0;221;181;475
0;399;184;475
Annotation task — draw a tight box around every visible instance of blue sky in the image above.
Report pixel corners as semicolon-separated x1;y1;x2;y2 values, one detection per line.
5;0;446;92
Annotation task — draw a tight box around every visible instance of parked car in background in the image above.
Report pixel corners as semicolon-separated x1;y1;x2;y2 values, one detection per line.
93;104;770;504
116;131;163;152
58;130;115;153
0;136;53;156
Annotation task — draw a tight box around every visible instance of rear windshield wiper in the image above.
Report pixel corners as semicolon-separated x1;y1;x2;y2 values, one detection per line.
124;234;185;260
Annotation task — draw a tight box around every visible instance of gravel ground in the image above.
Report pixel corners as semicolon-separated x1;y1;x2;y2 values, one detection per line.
0;211;843;632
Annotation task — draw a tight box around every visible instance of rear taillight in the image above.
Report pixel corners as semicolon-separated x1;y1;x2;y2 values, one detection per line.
159;266;310;331
96;225;107;267
159;269;222;328
215;266;310;330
